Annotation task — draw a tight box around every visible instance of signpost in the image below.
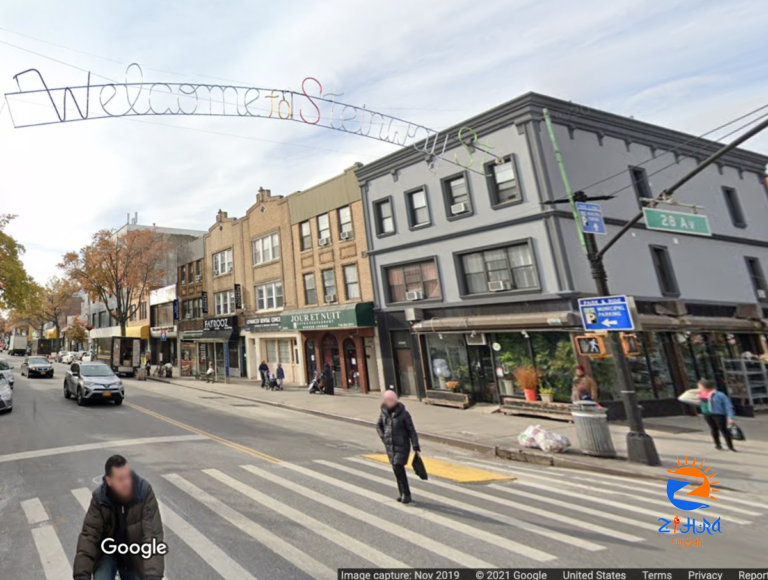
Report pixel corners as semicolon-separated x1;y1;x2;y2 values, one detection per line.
643;208;711;237
578;295;635;332
575;202;606;235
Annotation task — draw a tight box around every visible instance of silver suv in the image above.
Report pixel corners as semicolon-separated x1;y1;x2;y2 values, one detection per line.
64;362;125;406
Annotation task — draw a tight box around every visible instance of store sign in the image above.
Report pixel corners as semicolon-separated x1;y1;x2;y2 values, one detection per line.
234;284;242;310
173;299;180;321
204;317;234;331
283;310;348;331
245;316;281;332
150;325;177;339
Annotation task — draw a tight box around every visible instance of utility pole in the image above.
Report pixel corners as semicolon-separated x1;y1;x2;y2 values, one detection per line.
542;107;768;466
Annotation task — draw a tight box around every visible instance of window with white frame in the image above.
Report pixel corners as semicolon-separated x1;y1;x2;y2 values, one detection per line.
252;232;280;265
344;264;360;300
214;290;235;315
300;221;312;250
303;272;317;305
212;249;233;276
317;213;331;242
374;198;395;235
264;338;295;364
322;269;337;298
338;206;353;237
406;188;430;227
460;242;537;295
487;156;522;206
255;281;284;311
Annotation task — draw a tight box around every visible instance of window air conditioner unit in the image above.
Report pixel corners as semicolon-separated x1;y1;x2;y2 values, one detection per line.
318;237;331;247
758;289;767;300
465;333;486;346
488;281;511;292
185;313;192;319
196;275;202;282
340;231;353;241
405;290;424;301
325;294;337;303
451;202;469;215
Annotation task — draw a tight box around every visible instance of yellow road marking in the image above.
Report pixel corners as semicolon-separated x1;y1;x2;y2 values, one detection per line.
362;454;514;483
124;401;281;464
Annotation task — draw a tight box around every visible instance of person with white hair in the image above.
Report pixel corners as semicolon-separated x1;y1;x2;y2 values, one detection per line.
376;389;420;504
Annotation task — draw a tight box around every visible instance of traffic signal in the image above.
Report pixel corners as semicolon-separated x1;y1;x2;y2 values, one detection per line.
575;335;606;357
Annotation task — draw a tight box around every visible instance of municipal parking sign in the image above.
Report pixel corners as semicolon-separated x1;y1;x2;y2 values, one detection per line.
578;295;635;332
575;202;606;235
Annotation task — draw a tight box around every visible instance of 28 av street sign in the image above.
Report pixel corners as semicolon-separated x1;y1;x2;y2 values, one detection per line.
578;295;635;332
643;207;711;237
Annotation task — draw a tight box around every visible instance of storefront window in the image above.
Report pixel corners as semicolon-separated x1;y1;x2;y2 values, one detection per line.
493;333;532;396
425;334;469;391
181;342;196;376
530;333;576;397
625;333;676;400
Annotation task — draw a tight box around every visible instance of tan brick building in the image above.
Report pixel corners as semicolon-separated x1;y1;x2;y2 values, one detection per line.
285;164;382;393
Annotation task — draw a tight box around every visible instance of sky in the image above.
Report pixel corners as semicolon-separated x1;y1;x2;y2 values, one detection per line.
1;0;767;284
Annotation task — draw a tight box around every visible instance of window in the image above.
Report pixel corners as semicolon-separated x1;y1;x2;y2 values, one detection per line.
406;188;430;228
338;206;353;238
443;173;472;217
344;264;360;300
214;290;235;315
317;213;331;242
486;156;521;206
723;187;746;228
746;257;768;302
386;260;441;302
322;269;337;299
460;243;538;295
187;263;194;284
264;338;295;364
300;221;312;251
180;265;187;285
195;260;202;279
129;308;136;322
374;198;395;235
183;298;202;319
255;281;284;311
139;302;148;320
303;273;317;305
252;232;280;265
630;166;652;207
212;249;233;276
650;246;679;297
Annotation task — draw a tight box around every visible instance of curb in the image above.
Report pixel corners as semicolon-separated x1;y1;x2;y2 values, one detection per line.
144;377;713;485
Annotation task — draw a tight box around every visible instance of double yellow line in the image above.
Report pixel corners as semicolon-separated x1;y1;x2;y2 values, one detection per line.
124;401;281;464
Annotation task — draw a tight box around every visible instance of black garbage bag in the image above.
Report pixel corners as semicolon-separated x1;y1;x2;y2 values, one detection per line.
412;452;428;481
729;423;746;441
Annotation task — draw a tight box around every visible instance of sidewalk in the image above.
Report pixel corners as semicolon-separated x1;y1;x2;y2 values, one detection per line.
146;374;768;492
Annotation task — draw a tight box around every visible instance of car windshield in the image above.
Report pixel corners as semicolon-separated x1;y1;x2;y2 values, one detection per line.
29;357;48;364
80;364;114;377
0;360;8;370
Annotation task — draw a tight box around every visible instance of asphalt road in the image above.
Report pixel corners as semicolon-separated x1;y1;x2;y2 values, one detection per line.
1;356;766;580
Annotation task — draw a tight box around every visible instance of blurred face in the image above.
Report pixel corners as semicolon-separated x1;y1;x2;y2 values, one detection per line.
106;464;133;502
383;390;398;409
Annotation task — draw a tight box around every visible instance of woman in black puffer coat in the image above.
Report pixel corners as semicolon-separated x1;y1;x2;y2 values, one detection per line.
376;389;420;504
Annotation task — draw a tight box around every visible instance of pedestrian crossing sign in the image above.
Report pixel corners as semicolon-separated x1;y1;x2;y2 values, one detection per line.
575;335;606;357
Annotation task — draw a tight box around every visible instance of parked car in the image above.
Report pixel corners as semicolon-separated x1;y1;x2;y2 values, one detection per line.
21;356;54;378
64;362;124;406
0;375;12;413
76;350;88;360
0;358;15;387
61;352;78;364
81;352;93;362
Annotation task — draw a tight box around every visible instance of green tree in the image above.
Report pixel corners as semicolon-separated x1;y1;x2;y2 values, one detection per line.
0;215;34;310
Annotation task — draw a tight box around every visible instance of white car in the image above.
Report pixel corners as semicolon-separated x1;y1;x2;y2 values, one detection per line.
61;352;78;364
81;353;93;362
0;375;12;413
0;358;15;387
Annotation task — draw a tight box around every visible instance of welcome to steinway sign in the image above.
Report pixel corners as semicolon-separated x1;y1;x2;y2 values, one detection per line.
5;64;498;176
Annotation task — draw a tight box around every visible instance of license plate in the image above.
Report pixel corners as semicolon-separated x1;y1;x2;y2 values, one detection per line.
40;371;48;375
103;392;112;397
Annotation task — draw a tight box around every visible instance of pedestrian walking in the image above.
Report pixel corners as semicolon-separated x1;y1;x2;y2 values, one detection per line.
205;362;215;383
73;455;165;580
697;379;737;451
376;390;420;504
276;363;285;390
321;363;335;395
571;365;597;403
259;361;269;388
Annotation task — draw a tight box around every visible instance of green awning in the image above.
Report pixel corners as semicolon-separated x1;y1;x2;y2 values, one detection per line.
280;303;375;331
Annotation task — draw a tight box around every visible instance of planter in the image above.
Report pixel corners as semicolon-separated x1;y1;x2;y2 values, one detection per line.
540;392;554;404
424;388;473;409
524;388;538;402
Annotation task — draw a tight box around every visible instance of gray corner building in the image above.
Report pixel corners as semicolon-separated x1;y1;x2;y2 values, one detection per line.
356;93;768;417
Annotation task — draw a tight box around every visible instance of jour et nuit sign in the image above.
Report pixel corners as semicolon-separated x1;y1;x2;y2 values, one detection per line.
280;304;375;331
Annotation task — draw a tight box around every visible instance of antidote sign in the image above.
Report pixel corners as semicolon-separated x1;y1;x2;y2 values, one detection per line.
643;208;711;237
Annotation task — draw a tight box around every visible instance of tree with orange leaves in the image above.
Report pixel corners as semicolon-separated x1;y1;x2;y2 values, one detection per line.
60;228;171;336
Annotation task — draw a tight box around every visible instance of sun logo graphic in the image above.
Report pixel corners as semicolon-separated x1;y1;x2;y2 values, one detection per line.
666;456;722;511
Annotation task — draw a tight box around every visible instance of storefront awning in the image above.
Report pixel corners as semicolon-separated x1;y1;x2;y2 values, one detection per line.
638;314;764;332
412;311;581;332
125;325;150;340
280;302;375;331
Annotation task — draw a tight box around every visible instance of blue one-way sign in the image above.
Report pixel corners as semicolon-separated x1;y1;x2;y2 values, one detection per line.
578;295;635;332
575;201;606;235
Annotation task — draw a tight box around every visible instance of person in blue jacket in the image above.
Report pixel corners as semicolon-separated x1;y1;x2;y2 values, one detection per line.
697;379;736;451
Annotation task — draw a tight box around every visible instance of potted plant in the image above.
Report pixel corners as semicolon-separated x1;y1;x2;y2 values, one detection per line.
446;381;461;392
513;365;540;402
539;387;555;404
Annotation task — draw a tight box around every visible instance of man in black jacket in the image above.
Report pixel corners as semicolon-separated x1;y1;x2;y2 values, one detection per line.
74;455;165;580
376;389;420;504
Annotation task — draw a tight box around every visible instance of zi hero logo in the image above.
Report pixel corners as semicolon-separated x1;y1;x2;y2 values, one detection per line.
658;457;723;540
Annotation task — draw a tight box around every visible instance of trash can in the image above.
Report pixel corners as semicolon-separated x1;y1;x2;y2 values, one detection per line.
570;402;616;457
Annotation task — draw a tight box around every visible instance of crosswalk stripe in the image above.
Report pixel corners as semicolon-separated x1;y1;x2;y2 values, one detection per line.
240;464;495;569
272;462;556;563
164;473;333;580
488;485;658;532
508;479;751;525
203;468;407;568
334;458;605;550
21;497;51;525
344;457;616;552
21;498;71;580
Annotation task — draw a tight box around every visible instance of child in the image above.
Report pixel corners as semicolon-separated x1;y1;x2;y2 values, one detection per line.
276;363;285;390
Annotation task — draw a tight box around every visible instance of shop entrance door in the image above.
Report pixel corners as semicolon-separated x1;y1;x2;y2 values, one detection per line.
467;344;498;403
322;334;342;387
343;338;360;390
305;339;317;382
392;331;417;396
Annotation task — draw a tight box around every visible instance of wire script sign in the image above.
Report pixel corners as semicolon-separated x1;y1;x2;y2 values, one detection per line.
4;64;498;175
